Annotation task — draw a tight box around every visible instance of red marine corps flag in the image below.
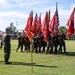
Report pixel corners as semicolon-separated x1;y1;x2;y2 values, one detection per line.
42;12;49;42
24;11;34;42
66;7;75;38
37;13;41;36
33;13;38;36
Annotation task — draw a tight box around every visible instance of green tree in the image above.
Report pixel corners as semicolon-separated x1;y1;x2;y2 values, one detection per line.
59;26;67;34
6;22;18;38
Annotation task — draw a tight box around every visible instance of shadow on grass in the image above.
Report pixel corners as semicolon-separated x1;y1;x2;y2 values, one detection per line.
0;61;57;68
65;52;75;56
11;62;57;68
0;61;4;62
58;52;75;56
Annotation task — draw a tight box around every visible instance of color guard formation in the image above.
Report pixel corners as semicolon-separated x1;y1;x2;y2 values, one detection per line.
15;30;66;54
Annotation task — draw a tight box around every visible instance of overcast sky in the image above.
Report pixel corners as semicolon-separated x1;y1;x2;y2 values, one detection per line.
0;0;75;31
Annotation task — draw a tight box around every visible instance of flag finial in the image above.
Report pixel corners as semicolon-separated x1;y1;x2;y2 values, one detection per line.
56;2;58;9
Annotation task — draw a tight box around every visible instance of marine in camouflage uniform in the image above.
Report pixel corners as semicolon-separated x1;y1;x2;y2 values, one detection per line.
53;34;58;54
23;36;30;52
60;31;66;53
46;32;53;54
2;28;11;64
57;32;62;54
40;33;46;53
32;35;38;53
16;33;23;52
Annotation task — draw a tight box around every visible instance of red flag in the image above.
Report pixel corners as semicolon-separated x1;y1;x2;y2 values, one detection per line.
33;13;38;36
41;14;46;33
24;11;34;42
37;13;41;36
66;8;75;38
49;13;56;34
49;2;59;36
42;12;49;42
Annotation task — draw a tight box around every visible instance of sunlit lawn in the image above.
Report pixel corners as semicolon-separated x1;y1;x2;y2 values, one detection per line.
0;40;75;75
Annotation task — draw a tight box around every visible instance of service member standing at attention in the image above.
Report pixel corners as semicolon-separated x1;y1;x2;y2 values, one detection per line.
2;28;11;64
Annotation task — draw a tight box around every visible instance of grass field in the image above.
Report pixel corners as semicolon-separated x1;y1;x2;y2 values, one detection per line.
0;40;75;75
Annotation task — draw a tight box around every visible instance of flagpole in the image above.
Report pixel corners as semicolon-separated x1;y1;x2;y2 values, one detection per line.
56;2;58;9
30;10;33;73
31;44;33;73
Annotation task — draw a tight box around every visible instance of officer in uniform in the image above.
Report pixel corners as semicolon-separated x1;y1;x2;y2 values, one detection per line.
60;30;66;53
53;34;58;54
46;32;53;54
2;28;11;64
26;37;30;51
57;32;62;54
23;36;30;52
22;34;27;51
21;31;30;52
16;33;23;52
32;35;38;53
40;33;46;53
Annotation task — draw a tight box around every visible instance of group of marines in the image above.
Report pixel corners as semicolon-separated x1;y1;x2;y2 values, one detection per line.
16;30;66;54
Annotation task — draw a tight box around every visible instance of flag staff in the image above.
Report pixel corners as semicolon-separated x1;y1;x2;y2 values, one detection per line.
31;44;33;73
30;10;33;73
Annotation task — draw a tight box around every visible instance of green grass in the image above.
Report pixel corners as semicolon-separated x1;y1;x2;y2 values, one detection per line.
0;40;75;75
